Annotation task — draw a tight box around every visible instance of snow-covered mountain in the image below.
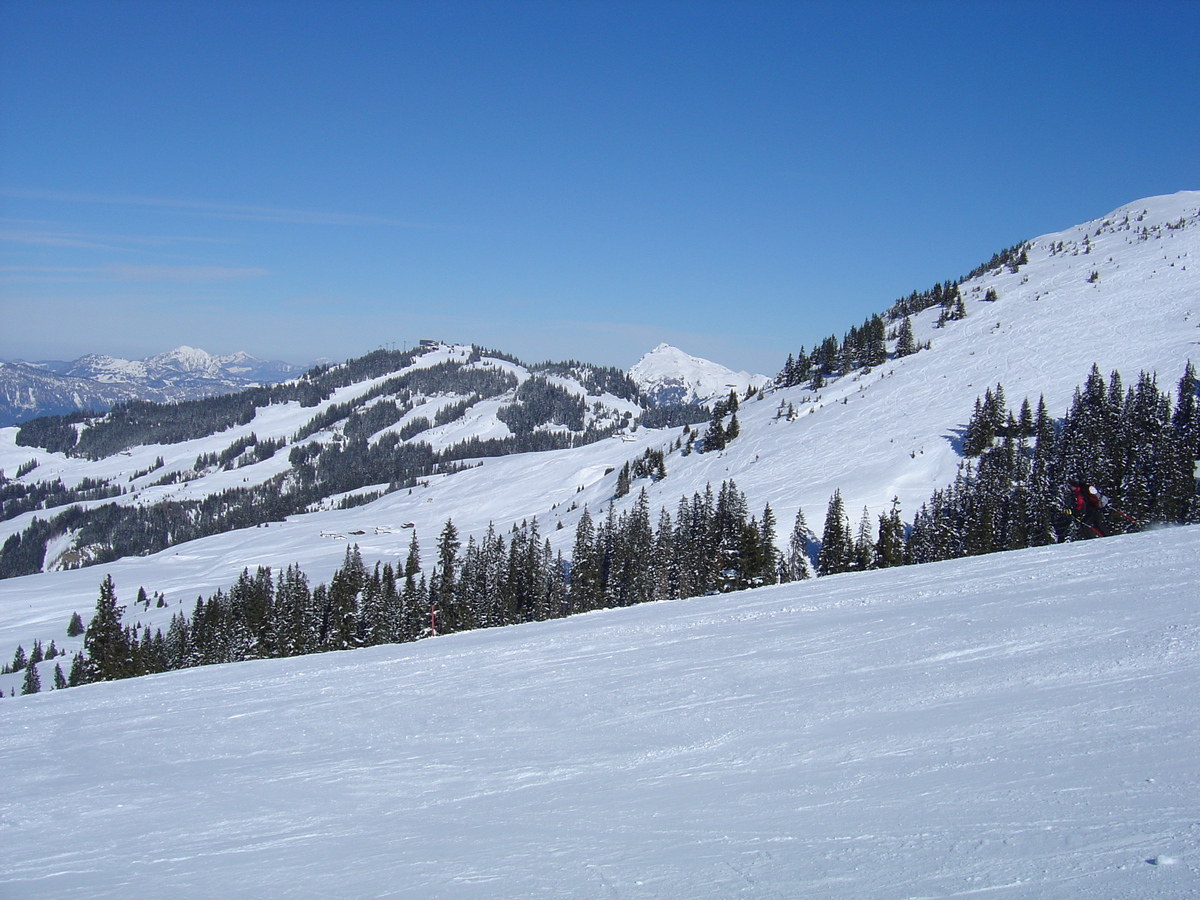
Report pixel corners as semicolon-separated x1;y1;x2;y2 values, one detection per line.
1;190;1196;618
630;342;770;406
2;189;1199;897
57;345;304;387
0;346;308;425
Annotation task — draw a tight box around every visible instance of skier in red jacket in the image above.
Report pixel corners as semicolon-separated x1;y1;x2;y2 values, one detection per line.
1059;477;1109;539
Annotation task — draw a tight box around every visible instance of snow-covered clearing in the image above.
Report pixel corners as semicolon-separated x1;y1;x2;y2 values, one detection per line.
3;526;1198;898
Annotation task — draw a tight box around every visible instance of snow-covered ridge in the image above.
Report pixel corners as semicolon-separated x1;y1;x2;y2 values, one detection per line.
630;342;770;407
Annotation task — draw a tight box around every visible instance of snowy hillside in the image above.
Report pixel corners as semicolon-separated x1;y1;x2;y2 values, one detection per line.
630;342;769;407
1;191;1198;671
4;526;1198;898
0;341;644;594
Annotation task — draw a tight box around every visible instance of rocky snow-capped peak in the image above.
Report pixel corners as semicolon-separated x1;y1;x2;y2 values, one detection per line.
629;343;770;408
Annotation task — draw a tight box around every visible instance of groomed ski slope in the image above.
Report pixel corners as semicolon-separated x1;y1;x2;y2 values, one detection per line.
4;525;1198;899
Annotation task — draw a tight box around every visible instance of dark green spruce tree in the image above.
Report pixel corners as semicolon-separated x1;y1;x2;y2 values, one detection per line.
817;490;853;575
21;658;40;694
81;575;131;683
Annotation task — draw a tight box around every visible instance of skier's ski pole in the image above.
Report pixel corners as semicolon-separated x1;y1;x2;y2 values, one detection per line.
1077;519;1105;538
1108;506;1141;527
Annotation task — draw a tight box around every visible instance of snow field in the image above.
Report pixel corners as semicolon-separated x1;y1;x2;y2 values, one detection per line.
3;525;1198;898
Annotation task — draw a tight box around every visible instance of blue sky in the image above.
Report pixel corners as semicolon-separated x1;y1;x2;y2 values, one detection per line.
1;0;1197;375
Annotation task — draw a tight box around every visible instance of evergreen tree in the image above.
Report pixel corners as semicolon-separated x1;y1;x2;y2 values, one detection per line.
275;564;315;656
616;491;654;605
503;522;531;622
1168;362;1200;522
783;507;814;581
569;507;600;613
358;563;391;646
52;663;67;690
82;575;131;682
67;652;87;687
1173;361;1199;456
713;481;748;591
404;529;421;580
736;515;762;591
852;506;876;571
895;317;916;358
758;503;779;586
874;497;905;568
21;659;40;694
673;495;699;598
701;408;726;453
66;611;85;637
817;491;853;575
1018;398;1035;436
864;314;888;367
435;520;466;632
650;506;676;601
327;544;366;649
615;462;631;498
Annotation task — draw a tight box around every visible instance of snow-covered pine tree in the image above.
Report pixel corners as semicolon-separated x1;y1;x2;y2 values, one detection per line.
435;520;466;632
783;507;814;582
853;507;876;571
650;506;675;602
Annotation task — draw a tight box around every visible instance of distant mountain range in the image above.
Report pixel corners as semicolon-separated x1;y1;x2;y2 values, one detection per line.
2;339;766;426
0;346;310;426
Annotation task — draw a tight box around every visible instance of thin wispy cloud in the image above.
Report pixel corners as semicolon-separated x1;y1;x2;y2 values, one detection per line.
102;264;270;282
0;220;237;251
0;264;269;283
1;187;438;229
0;229;119;251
